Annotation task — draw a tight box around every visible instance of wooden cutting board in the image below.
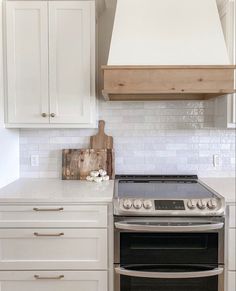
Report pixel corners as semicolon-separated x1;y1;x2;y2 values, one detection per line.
62;149;115;180
90;120;113;149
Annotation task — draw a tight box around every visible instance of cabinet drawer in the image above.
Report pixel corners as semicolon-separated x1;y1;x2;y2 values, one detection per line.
228;228;236;271
0;271;107;291
227;271;235;291
0;205;107;227
229;205;236;228
0;229;107;270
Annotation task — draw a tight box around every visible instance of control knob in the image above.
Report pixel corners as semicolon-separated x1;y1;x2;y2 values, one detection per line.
133;199;143;209
143;200;153;210
197;200;207;210
207;199;217;210
187;200;196;210
123;199;132;210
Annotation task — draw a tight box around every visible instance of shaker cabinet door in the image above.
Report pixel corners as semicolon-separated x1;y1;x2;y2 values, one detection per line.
6;1;49;124
0;271;107;291
0;229;107;270
48;1;95;124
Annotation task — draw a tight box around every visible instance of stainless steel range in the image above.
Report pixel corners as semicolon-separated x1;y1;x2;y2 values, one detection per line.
113;175;225;291
114;175;225;216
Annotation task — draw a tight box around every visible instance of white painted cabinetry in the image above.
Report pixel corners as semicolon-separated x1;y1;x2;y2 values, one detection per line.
4;0;96;128
0;203;108;291
226;204;236;291
0;271;107;291
6;1;49;125
49;1;94;124
215;0;235;128
0;228;107;270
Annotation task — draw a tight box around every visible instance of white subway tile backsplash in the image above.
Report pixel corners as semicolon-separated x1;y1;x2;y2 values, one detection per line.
19;100;235;178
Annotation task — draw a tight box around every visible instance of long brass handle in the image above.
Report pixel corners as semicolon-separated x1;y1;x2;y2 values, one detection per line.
33;207;64;212
34;232;64;237
34;275;64;280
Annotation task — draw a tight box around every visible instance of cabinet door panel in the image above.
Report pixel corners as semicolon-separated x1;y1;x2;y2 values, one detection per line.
227;271;235;291
0;204;107;228
229;205;236;228
0;271;107;291
228;228;236;271
6;1;49;124
0;229;107;270
49;1;94;124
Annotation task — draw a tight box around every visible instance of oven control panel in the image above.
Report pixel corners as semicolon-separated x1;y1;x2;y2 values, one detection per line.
118;198;222;216
155;200;185;210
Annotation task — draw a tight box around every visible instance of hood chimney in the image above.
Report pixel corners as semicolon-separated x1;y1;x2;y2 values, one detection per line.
102;0;235;101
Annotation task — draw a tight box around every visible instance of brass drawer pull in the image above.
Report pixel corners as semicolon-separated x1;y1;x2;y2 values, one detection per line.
34;275;64;280
33;207;64;212
34;232;64;237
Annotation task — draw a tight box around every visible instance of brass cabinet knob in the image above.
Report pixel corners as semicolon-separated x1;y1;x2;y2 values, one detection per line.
50;113;56;118
41;113;47;118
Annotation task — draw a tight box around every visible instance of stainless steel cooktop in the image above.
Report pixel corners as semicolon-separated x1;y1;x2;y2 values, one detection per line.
113;175;225;216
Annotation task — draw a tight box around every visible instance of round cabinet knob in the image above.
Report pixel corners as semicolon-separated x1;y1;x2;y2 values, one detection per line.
197;200;207;210
207;200;217;210
41;113;47;118
143;200;153;210
133;199;143;209
50;113;56;118
123;199;132;210
187;200;196;210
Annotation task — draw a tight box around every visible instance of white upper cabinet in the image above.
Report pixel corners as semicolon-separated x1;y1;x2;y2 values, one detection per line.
4;0;96;128
6;1;49;124
215;0;235;128
49;1;94;124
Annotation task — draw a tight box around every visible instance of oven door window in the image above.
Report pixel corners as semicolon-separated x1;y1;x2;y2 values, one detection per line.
120;233;218;265
119;265;219;291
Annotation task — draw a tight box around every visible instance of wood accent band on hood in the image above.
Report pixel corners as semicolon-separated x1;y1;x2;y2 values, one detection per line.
102;65;235;101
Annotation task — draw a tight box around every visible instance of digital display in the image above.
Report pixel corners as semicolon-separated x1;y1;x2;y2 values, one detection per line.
155;200;185;210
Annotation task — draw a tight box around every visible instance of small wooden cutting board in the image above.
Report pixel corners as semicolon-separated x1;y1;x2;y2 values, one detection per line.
90;120;113;149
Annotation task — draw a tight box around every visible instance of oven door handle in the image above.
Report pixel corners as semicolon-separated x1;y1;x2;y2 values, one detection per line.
115;266;224;279
115;222;224;232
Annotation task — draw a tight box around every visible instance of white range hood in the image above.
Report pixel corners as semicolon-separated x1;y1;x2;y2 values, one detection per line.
102;0;235;101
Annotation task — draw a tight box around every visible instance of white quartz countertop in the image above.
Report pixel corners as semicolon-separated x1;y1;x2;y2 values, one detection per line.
200;177;236;203
0;178;114;203
0;177;234;204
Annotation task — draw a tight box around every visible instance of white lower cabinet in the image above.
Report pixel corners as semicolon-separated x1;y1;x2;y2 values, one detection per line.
0;271;107;291
227;204;236;291
0;204;108;228
228;228;235;271
0;203;109;291
227;271;235;291
0;229;107;270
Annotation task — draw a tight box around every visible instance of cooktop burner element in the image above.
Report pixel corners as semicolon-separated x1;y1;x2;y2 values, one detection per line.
114;175;225;216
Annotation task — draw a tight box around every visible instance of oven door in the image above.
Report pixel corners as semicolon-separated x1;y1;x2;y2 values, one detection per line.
114;217;224;265
114;263;224;291
114;217;224;291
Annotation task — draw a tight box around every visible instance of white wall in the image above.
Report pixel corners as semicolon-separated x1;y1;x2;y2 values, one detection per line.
18;0;235;179
0;0;4;125
0;128;19;188
0;0;19;188
19;99;236;179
